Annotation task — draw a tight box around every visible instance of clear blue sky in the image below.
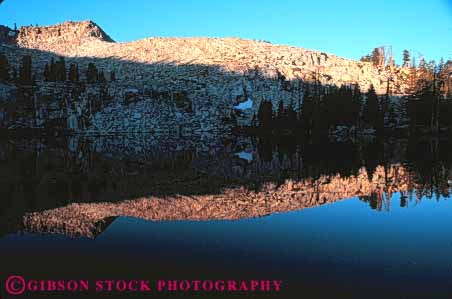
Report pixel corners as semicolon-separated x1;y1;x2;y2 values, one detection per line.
1;0;451;63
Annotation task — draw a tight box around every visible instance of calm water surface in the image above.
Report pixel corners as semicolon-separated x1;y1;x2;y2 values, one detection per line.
1;134;452;298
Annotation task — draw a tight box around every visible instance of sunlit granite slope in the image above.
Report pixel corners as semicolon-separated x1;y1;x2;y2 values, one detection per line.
0;20;412;133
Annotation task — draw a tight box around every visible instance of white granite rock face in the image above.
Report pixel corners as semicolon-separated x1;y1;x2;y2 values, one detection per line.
0;21;413;133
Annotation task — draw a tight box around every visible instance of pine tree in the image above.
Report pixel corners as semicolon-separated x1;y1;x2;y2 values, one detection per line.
339;85;354;126
410;83;436;129
371;48;382;67
18;55;32;85
98;70;106;83
427;60;436;74
43;63;50;81
286;104;297;129
437;58;447;96
402;50;410;67
300;87;314;135
257;100;273;129
438;58;445;73
276;99;284;129
351;84;362;125
86;63;98;83
363;84;379;128
55;57;66;81
277;100;284;117
49;58;56;81
68;63;79;82
0;54;9;81
418;57;427;69
322;87;335;128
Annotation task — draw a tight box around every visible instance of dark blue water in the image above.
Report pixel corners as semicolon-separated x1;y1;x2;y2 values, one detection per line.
1;135;452;298
2;193;452;298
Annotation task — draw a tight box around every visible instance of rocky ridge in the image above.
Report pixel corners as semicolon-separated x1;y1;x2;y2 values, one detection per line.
17;20;114;46
12;20;409;94
0;20;413;133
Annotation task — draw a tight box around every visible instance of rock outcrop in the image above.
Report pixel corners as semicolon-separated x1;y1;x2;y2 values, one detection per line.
0;20;413;134
17;20;114;48
11;21;409;94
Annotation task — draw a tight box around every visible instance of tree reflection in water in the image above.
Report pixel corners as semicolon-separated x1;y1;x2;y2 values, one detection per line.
0;133;451;237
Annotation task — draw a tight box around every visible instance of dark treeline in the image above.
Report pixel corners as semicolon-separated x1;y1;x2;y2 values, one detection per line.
0;54;33;85
0;54;115;85
0;54;117;132
254;82;384;140
252;58;452;139
407;58;452;133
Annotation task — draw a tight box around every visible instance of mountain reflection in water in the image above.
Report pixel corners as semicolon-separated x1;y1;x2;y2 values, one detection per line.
0;134;451;238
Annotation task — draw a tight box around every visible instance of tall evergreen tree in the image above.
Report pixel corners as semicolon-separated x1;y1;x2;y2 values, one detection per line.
300;87;314;136
351;84;362;125
409;84;436;130
98;70;106;83
55;57;66;81
18;55;32;85
257;100;273;130
276;99;284;129
49;57;56;81
418;57;427;70
323;86;340;127
371;48;382;67
86;63;98;83
43;63;50;81
277;99;284;118
310;91;328;139
363;84;379;128
339;85;354;125
402;50;410;67
438;58;445;75
68;63;79;82
437;58;448;96
286;103;297;129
